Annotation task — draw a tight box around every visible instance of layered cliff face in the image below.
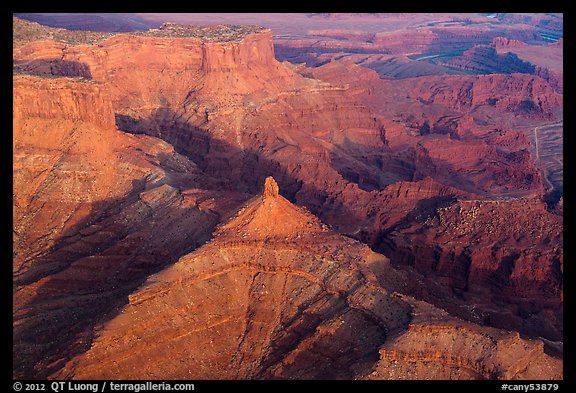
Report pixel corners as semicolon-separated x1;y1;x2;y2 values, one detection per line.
372;27;538;54
493;37;528;49
306;61;552;197
432;45;536;75
494;38;563;93
364;296;562;380
14;19;302;120
380;197;563;340
60;179;561;380
13;17;563;379
310;53;463;79
14;75;128;279
13;75;114;128
14;18;559;202
13;74;249;379
395;73;562;119
60;178;413;379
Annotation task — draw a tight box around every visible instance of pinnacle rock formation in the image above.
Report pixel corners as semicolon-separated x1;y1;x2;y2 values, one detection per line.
57;179;561;380
60;178;413;379
12;72;247;380
263;176;280;199
13;16;563;380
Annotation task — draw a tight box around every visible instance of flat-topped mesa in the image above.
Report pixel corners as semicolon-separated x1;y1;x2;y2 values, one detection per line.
262;176;280;200
13;17;276;76
198;26;275;73
143;23;270;42
13;16;284;111
137;23;276;73
13;17;270;46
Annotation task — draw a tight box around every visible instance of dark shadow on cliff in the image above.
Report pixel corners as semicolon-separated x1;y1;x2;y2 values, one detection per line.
116;107;345;208
15;106;365;379
14;103;558;379
115;107;382;250
365;194;563;343
326;129;542;198
12;59;93;80
328;136;418;192
114;106;562;344
13;177;221;379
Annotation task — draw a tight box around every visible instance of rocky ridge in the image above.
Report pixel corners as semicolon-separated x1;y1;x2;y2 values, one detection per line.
13;73;248;379
364;296;562;380
60;179;561;380
12;17;563;379
60;178;413;379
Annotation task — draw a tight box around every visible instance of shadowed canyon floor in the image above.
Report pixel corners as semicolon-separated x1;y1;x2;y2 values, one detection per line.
13;15;562;380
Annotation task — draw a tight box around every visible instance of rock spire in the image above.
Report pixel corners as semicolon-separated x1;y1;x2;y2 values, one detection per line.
263;176;279;199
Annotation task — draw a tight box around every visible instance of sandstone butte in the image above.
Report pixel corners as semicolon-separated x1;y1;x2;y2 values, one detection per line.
57;178;561;380
13;17;563;379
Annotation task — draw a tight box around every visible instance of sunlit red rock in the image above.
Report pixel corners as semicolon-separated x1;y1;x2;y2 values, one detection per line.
60;180;560;380
13;15;563;380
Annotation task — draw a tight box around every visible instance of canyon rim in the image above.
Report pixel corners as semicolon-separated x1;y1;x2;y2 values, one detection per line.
12;12;563;383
